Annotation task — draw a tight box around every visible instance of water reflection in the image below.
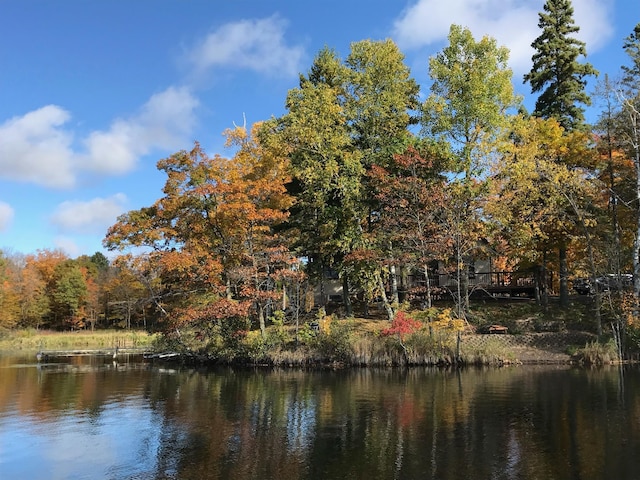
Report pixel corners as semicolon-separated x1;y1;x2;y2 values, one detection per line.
0;354;639;480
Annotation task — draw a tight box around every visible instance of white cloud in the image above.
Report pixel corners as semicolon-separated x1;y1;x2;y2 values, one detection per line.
53;236;82;258
0;105;77;188
188;15;304;77
0;87;199;187
572;0;615;52
393;0;615;74
83;86;199;175
0;202;14;232
50;193;128;234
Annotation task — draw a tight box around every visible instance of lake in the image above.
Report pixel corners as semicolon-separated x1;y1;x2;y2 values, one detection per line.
0;352;639;480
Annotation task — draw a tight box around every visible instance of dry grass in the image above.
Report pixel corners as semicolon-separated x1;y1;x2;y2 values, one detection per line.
576;339;619;365
0;329;158;351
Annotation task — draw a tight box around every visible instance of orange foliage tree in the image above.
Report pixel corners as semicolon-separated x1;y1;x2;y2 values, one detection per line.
366;144;451;315
104;123;295;339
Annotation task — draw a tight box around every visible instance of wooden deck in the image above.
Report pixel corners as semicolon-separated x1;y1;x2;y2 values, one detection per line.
410;271;537;299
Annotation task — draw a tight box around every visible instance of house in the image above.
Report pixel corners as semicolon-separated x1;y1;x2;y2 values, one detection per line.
312;257;537;308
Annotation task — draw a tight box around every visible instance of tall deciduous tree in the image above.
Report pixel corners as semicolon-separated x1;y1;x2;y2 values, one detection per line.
344;40;420;314
619;24;640;304
345;39;419;172
593;75;626;276
0;252;20;328
104;256;149;330
51;260;88;329
264;47;363;311
270;40;418;316
524;0;598;307
368;143;449;310
104;124;293;338
18;257;49;328
490;115;602;330
421;24;519;316
28;249;68;328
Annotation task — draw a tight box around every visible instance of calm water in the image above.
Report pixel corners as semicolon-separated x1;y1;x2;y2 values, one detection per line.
0;353;639;480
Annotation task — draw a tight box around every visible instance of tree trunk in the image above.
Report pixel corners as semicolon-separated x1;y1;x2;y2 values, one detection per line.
462;264;470;314
620;92;640;315
342;274;352;317
422;264;432;309
377;272;395;321
634;176;640;313
633;121;640;315
540;252;549;312
390;264;399;305
559;245;569;308
282;286;288;311
607;135;622;276
258;305;266;338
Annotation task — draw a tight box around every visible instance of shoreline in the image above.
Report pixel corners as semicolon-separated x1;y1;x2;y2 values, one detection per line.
1;328;628;367
143;332;603;368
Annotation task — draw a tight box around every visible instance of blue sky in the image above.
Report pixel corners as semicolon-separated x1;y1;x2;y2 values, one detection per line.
0;0;637;258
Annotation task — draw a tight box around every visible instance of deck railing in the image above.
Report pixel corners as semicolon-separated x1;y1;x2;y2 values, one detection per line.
411;271;536;289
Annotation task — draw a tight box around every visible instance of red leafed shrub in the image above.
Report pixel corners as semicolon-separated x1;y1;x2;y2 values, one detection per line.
381;311;422;340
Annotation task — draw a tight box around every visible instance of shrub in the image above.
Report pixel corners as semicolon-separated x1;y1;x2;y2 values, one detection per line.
576;339;619;365
381;311;422;341
316;319;354;363
266;310;291;347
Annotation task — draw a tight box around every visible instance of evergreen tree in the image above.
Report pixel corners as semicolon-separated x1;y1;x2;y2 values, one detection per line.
622;23;640;89
524;0;598;132
524;0;597;307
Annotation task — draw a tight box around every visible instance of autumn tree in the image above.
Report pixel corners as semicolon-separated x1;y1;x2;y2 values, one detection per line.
266;40;419;317
343;40;420;311
51;260;88;329
103;255;149;329
368;143;449;310
265;47;364;312
105;123;293;339
489;115;603;332
222;124;297;335
593;75;625;275
74;253;111;330
592;76;637;279
25;249;68;328
0;251;20;328
17;257;49;328
421;24;519;316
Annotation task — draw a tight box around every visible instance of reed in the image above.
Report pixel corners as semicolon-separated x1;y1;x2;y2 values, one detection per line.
576;339;618;365
0;329;158;351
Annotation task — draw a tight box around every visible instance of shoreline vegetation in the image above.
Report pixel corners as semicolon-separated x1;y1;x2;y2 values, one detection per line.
0;329;157;352
1;302;628;368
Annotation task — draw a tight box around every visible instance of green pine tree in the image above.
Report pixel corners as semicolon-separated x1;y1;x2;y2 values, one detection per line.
622;23;640;91
524;0;598;132
524;0;598;308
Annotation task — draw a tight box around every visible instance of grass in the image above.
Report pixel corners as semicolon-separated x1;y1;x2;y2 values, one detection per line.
1;302;615;365
575;339;619;365
0;328;158;351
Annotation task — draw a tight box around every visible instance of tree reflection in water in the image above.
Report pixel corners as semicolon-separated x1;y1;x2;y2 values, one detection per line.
0;355;639;480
